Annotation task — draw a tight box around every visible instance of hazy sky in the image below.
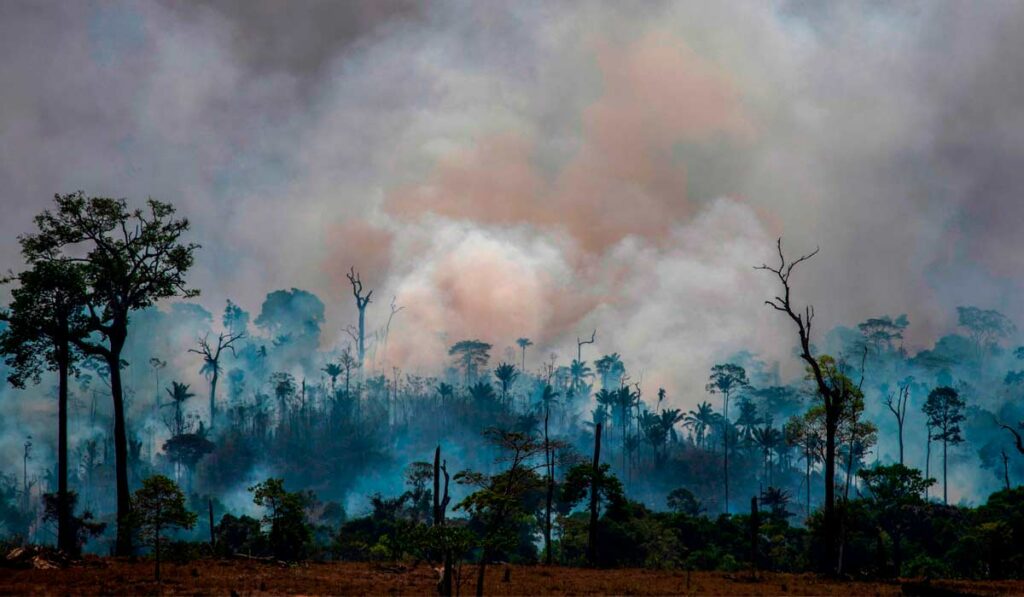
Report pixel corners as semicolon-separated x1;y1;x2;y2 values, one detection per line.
3;0;1024;403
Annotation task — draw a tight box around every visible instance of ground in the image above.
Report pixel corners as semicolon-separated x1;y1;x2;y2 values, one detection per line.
3;560;1024;596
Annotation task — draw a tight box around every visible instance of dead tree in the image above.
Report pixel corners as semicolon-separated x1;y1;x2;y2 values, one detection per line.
381;296;404;368
189;330;245;428
885;382;911;465
1002;449;1011;490
434;445;452;596
346;267;373;366
577;330;596;362
756;238;845;573
999;422;1024;455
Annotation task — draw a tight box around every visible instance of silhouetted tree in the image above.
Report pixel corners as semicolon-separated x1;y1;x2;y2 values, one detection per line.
923;386;966;504
21;192;198;555
516;337;532;371
449;340;492;386
493;363;518;407
885;380;911;465
956;306;1015;357
132;475;196;581
706;363;749;513
455;429;547;597
189;328;245;428
757;239;848;572
0;258;87;554
346;267;373;366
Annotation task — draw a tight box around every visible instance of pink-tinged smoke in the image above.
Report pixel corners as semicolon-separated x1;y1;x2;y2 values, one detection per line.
324;31;776;394
384;30;753;254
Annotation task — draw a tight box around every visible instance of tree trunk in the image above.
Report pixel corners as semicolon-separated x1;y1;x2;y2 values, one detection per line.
1003;450;1011;490
723;394;730;514
943;438;948;504
475;548;488;597
897;420;904;466
433;446;442;526
587;423;602;566
824;415;838;573
209;368;219;429
805;448;811;517
750;497;760;578
357;307;366;365
544;402;553;565
893;533;902;578
56;337;73;554
209;499;216;550
925;433;931;499
155;512;162;582
109;347;133;557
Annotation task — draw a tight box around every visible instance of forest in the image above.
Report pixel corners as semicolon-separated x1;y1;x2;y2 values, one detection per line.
1;192;1024;595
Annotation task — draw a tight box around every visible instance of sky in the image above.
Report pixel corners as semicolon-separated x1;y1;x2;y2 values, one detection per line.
2;0;1024;407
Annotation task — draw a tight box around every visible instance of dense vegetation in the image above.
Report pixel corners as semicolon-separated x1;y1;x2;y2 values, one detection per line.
2;194;1024;589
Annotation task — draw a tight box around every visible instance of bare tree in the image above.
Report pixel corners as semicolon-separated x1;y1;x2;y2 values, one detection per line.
189;330;245;428
577;330;596;362
999;421;1024;455
886;381;911;465
346;267;373;366
756;238;846;572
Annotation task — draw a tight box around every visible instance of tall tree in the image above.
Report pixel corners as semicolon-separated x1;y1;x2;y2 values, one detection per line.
323;362;343;397
757;239;851;572
449;340;492;386
189;328;245;428
493;363;518;407
20;192;199;555
346;267;373;366
923;386;966;504
858;464;934;577
455;429;547;597
516;337;533;371
705;363;749;513
594;353;625;390
956;306;1015;357
0;259;87;554
587;423;602;566
885;380;911;465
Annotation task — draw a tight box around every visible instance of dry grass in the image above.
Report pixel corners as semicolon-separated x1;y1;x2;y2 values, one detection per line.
3;560;1024;596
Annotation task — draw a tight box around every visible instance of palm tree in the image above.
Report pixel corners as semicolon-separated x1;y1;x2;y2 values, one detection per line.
468;381;496;407
594;353;625;389
163;382;195;437
493;363;518;408
322;363;343;397
684;401;716;451
753;424;783;485
568;359;593;399
516;337;533;371
659;408;685;444
436;382;455;429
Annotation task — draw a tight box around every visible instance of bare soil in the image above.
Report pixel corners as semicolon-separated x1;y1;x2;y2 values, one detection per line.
3;559;1024;596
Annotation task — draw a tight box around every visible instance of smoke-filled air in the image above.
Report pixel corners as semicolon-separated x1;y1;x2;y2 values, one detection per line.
3;1;1024;593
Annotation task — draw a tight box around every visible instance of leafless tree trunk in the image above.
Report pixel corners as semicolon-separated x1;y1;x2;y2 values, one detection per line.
346;267;373;366
757;238;843;573
189;331;245;429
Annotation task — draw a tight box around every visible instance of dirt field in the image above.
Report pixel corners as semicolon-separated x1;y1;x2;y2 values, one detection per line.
3;560;1024;596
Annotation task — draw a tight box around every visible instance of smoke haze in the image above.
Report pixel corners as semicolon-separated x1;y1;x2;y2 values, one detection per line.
3;1;1024;505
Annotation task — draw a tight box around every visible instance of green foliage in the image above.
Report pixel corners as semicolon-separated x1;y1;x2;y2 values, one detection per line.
214;513;267;557
249;478;314;561
666;488;705;516
131;475;197;552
